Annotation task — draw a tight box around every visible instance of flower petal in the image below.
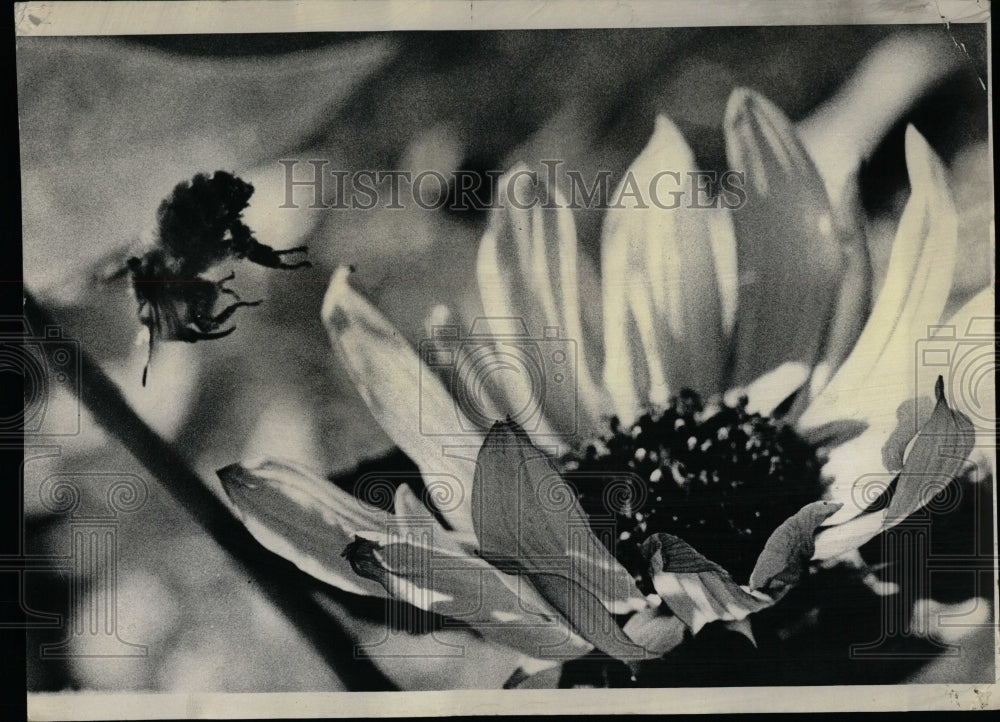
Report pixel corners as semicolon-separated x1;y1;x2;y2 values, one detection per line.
342;533;593;661
882;378;975;520
748;501;842;593
724;88;844;391
423;303;561;445
798;127;959;525
811;509;889;563
813;377;976;560
322;266;478;533
217;458;389;598
802;187;871;407
741;361;811;417
477;167;609;435
471;420;648;661
643;534;773;634
599;115;727;403
797;30;966;220
621;606;687;657
931;286;995;475
709;209;740;338
601;223;653;424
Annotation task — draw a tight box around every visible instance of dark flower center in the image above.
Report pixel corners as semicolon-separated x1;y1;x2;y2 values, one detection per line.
560;389;825;592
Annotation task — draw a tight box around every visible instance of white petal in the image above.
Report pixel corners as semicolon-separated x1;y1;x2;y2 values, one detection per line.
421;304;515;436
652;572;772;635
599;116;728;408
477;166;610;436
622;606;687;658
708;209;739;339
322;266;478;533
741;361;810;417
798;127;959;525
218;458;390;597
347;528;594;661
601;220;650;425
812;510;888;561
813;375;974;558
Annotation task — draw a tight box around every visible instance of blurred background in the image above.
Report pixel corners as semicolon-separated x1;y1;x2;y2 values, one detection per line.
16;24;992;691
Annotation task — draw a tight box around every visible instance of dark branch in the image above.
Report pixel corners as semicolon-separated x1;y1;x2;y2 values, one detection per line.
23;289;396;692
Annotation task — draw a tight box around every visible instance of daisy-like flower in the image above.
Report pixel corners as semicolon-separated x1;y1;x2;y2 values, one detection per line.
218;87;987;686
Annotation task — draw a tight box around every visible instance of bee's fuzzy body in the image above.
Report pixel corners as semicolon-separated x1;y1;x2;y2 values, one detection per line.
126;171;311;384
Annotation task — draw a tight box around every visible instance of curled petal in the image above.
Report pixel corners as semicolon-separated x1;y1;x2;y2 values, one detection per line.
472;420;648;661
813;378;975;560
599;115;727;407
748;501;842;593
218;458;389;598
933;286;995;475
799;127;959;525
800;173;871;408
799;35;951;388
724;88;843;393
477;167;609;435
643;534;773;634
322;267;478;533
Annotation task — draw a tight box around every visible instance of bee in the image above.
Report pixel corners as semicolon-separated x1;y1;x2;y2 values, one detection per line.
122;171;312;385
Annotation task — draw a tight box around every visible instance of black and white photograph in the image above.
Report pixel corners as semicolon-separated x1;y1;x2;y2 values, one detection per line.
10;0;997;717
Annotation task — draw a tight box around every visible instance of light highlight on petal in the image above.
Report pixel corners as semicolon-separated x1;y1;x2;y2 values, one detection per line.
599;116;728;408
322;266;478;532
799;127;960;525
644;534;773;634
477;167;609;435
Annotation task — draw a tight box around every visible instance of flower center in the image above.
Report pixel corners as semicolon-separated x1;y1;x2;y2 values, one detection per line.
560;390;825;592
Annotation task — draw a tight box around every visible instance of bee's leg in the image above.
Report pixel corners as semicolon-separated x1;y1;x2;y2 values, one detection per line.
230;221;312;269
208;299;263;327
141;325;155;387
247;242;312;270
176;325;238;343
215;271;240;300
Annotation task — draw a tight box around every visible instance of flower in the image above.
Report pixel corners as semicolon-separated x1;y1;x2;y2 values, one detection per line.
218;87;987;686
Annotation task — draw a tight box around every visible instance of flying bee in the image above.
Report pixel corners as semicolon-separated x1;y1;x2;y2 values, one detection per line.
120;170;312;386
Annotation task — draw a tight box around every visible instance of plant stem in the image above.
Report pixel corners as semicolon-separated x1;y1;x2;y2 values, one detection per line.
23;289;397;692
